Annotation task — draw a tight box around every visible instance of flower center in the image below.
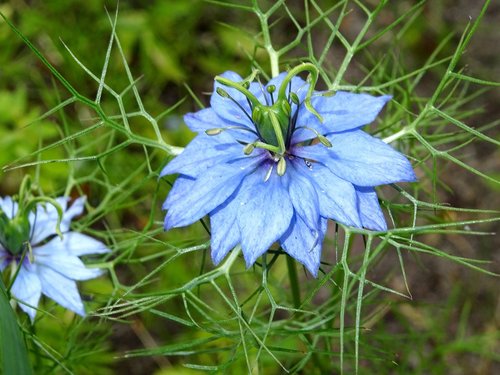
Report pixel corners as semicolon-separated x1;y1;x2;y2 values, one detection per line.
0;211;31;254
252;98;291;151
0;176;64;254
207;64;333;177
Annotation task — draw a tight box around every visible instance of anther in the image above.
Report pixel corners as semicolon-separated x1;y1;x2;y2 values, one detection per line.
205;128;223;136
215;82;255;124
277;157;287;176
318;135;333;148
290;92;300;105
205;126;260;137
243;143;255;155
216;87;229;98
294;126;332;147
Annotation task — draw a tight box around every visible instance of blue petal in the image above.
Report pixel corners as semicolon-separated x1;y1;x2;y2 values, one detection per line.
164;156;264;230
160;133;241;178
184;108;223;133
210;71;264;127
184;108;258;143
37;266;86;316
209;187;245;265
291;159;362;227
11;265;42;322
281;215;327;277
0;196;18;219
287;164;320;230
355;186;387;231
210;209;240;265
35;248;105;281
236;165;294;267
34;232;110;257
29;196;86;244
293;92;391;143
325;130;416;186
162;175;195;210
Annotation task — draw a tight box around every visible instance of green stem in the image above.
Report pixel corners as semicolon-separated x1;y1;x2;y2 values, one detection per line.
286;255;328;372
286;255;301;309
383;126;412;144
253;1;280;77
269;50;279;78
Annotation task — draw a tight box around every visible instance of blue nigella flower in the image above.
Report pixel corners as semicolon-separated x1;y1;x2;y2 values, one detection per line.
161;65;416;276
0;196;109;322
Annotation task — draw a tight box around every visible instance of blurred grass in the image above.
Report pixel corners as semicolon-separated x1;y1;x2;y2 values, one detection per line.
0;0;498;374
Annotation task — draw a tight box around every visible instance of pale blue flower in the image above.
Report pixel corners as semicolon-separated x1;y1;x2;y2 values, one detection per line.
0;196;109;321
161;69;416;276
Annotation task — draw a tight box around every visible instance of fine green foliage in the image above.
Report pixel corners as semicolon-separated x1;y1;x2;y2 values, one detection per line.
0;0;498;374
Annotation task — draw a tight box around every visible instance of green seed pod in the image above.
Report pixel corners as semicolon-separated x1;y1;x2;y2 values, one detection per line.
252;99;291;152
0;210;31;255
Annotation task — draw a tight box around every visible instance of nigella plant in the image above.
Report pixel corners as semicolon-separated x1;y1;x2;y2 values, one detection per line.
162;64;416;276
0;181;109;322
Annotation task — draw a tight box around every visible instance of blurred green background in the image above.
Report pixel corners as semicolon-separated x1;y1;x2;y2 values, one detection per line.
0;0;498;374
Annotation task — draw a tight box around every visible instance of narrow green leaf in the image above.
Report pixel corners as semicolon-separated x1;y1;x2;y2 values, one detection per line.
0;277;33;375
